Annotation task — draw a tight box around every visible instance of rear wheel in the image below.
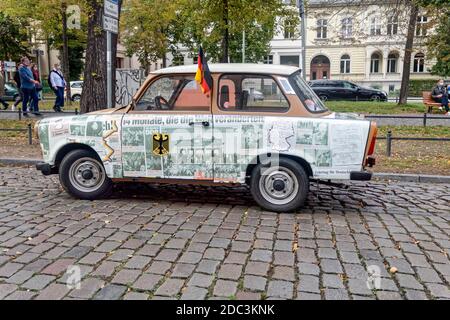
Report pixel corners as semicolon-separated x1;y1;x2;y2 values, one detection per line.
250;157;309;212
59;149;112;200
318;94;328;102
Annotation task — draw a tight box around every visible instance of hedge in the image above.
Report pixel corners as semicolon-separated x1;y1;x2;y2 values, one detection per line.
408;79;439;96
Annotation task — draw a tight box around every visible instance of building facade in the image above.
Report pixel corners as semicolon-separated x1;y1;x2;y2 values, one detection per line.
303;0;435;92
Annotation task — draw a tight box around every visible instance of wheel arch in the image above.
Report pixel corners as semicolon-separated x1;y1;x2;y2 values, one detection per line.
245;153;313;185
54;143;101;170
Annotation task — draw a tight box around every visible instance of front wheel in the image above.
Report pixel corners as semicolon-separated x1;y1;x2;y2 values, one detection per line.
59;149;113;200
250;158;309;212
370;95;381;101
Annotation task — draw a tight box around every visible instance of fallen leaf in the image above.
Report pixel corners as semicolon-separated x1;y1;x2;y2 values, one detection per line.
389;267;398;274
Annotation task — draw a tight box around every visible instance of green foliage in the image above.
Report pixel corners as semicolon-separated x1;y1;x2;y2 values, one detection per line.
0;12;30;61
121;0;298;67
173;0;298;63
408;79;440;96
427;13;450;77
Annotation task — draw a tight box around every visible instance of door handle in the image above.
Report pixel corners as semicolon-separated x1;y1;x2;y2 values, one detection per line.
189;121;210;127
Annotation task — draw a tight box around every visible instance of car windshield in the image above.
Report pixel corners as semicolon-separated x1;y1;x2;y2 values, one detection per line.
289;71;328;113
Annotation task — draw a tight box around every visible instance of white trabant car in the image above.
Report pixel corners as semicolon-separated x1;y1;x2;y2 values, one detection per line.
35;64;377;212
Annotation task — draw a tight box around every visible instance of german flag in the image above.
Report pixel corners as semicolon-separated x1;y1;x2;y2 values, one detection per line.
195;47;213;94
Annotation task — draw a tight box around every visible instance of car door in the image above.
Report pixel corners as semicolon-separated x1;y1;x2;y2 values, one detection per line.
121;74;213;180
342;81;358;100
213;74;290;183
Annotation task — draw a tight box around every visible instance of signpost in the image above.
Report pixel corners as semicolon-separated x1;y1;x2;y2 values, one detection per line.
103;0;119;108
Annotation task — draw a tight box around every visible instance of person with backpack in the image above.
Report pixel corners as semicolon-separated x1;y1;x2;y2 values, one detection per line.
49;63;66;112
13;63;24;110
18;56;41;116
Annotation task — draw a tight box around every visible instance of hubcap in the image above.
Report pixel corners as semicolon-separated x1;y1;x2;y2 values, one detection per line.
259;167;299;205
69;157;105;193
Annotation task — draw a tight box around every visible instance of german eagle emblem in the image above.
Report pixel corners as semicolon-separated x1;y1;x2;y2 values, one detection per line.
152;133;169;156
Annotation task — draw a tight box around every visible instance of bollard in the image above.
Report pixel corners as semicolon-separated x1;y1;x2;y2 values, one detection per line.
423;112;427;127
18;107;22;120
27;123;32;145
75;108;78;115
386;130;392;157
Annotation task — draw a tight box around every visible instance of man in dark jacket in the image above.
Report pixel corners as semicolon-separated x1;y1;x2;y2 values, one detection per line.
13;65;23;109
18;56;41;116
431;79;449;115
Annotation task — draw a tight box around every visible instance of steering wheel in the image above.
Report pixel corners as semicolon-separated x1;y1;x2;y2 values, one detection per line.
155;96;170;110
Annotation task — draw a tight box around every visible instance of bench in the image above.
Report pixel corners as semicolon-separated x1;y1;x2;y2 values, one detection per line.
422;91;442;113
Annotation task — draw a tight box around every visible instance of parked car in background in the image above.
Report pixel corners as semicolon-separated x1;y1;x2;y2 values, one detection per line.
1;82;19;101
66;81;83;101
309;80;388;102
35;64;377;212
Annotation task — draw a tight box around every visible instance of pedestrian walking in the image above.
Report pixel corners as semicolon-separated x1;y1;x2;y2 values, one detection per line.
31;63;42;110
18;56;41;116
49;63;66;112
0;65;9;110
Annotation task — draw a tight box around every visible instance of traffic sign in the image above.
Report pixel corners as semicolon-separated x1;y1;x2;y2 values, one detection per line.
104;0;119;19
4;61;16;72
103;15;118;34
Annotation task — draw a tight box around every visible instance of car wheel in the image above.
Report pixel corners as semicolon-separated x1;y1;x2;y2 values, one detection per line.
72;94;81;102
250;157;309;212
319;94;328;102
370;95;381;101
59;149;113;200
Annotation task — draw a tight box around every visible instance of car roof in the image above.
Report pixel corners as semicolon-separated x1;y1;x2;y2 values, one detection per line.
151;63;300;76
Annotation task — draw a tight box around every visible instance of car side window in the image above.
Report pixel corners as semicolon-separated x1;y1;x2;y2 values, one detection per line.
135;75;210;112
343;82;356;89
218;74;289;112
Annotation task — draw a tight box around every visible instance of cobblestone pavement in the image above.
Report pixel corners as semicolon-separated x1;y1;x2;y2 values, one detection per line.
0;167;449;300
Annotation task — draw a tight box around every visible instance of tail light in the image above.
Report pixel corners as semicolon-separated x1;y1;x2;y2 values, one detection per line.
367;126;377;155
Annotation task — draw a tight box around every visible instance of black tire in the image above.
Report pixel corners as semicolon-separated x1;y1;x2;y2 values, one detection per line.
370;95;381;101
59;149;113;200
319;94;328;102
250;157;309;212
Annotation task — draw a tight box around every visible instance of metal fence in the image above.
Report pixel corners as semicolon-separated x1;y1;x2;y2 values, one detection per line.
0;123;33;145
366;113;450;127
377;130;450;156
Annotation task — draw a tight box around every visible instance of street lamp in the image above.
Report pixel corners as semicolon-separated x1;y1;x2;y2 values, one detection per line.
297;0;306;80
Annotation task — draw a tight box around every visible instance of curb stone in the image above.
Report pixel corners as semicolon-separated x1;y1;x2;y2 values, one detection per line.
0;158;449;184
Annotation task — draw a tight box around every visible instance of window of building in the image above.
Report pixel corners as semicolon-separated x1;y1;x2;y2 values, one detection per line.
341;18;353;38
135;75;210;112
316;19;328;39
263;55;273;64
387;15;398;35
387;53;398;73
340;54;351;73
389;84;395;92
284;19;296;39
416;16;428;36
413;53;425;72
218;74;289;112
370;17;381;36
280;55;299;67
370;52;381;73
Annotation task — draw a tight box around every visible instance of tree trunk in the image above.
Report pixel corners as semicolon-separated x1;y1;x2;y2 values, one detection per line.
398;2;418;105
61;2;71;106
110;1;123;108
220;0;229;63
80;0;107;113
